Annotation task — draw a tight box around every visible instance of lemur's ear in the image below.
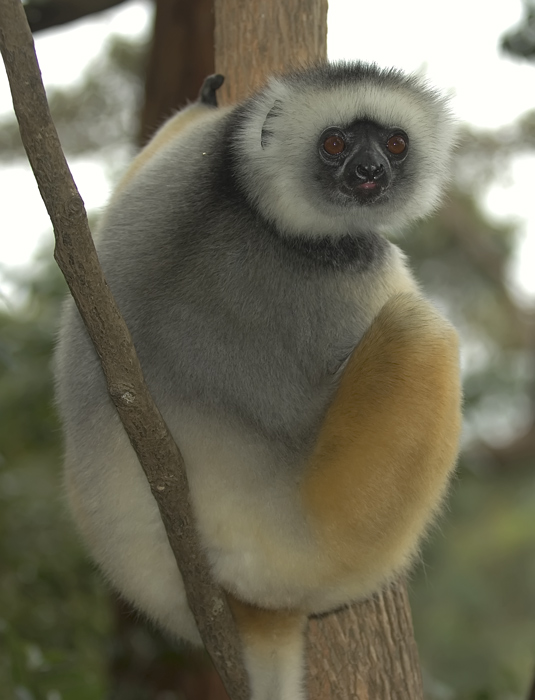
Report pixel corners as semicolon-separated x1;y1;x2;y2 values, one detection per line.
261;100;284;149
198;74;225;107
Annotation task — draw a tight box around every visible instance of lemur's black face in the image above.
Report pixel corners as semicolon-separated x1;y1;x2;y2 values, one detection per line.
316;119;410;206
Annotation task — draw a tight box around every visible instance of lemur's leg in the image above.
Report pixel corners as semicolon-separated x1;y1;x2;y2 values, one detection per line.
229;596;307;700
198;73;225;106
301;292;462;591
228;295;460;699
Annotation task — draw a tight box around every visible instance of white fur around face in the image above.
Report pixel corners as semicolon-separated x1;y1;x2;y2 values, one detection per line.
233;63;457;239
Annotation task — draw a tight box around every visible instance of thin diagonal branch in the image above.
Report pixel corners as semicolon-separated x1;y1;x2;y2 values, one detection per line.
0;2;248;699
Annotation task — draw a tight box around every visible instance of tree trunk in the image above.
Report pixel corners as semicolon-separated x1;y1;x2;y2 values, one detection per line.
214;0;328;104
214;2;425;698
140;0;215;144
306;584;424;699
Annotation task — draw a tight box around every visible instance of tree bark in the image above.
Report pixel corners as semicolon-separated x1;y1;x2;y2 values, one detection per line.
306;584;424;699
139;0;215;144
214;0;328;104
0;3;248;700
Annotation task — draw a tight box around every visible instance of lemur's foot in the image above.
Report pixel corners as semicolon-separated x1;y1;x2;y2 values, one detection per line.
199;74;225;107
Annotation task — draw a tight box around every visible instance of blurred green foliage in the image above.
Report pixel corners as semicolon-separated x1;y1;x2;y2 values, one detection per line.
404;139;535;698
0;21;534;700
412;465;535;700
0;256;111;699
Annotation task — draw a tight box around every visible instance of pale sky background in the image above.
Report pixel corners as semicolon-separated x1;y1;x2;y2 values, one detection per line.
0;0;534;308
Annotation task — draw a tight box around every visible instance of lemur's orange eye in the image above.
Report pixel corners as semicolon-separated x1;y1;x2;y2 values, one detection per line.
323;134;346;155
386;134;407;155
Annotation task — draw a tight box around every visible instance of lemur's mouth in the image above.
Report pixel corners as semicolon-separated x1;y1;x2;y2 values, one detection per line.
356;180;382;196
337;179;386;204
351;181;385;205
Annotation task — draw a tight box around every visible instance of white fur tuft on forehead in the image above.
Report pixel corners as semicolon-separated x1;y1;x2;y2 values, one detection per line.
232;63;457;240
270;74;449;134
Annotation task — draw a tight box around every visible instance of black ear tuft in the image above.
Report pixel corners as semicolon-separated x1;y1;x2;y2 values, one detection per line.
261;100;283;149
199;74;225;107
